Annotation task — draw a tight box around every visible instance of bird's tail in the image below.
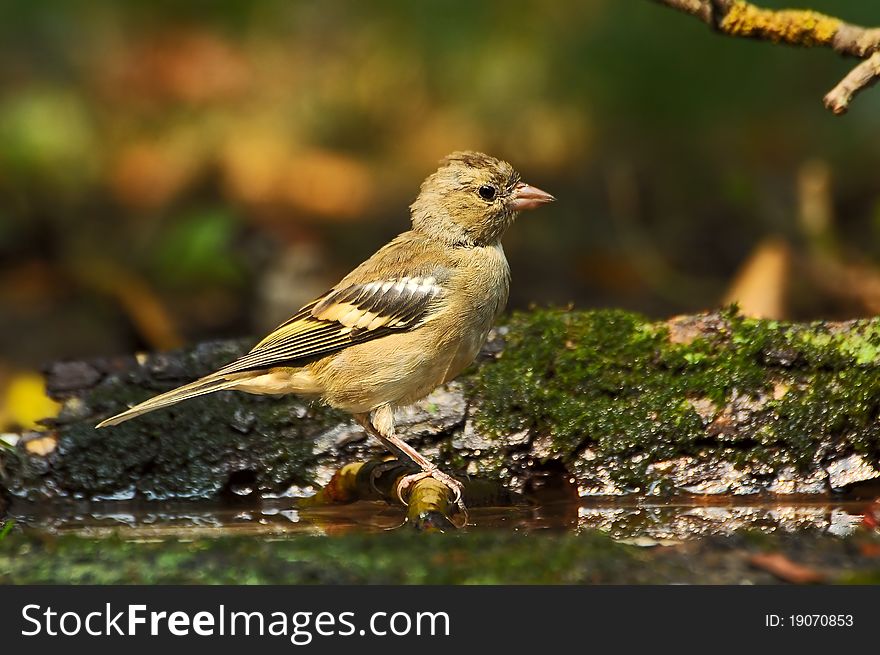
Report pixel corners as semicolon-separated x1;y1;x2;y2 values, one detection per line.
95;374;244;428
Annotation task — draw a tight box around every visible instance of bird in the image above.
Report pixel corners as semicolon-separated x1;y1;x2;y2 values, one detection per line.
96;151;554;509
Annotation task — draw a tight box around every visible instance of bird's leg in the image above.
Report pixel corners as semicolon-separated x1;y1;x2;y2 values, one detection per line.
354;407;465;511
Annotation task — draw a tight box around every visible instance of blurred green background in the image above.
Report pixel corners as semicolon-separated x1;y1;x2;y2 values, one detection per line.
2;0;880;423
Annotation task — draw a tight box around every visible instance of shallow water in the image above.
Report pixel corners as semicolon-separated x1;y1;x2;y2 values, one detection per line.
6;496;871;542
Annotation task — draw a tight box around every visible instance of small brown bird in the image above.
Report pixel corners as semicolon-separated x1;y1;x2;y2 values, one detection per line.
97;151;554;506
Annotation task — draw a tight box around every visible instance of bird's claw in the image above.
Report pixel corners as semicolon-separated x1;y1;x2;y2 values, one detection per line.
368;459;406;497
396;468;466;510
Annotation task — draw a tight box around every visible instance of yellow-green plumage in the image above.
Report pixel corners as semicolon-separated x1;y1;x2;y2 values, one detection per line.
96;151;554;501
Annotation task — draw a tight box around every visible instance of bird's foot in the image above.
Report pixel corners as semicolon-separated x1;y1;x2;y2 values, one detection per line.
396;467;466;513
368;458;409;497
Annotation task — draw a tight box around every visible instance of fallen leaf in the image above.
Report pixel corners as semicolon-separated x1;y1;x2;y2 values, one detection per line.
862;502;879;530
22;431;58;456
722;237;791;319
748;552;826;584
858;542;880;558
2;373;61;431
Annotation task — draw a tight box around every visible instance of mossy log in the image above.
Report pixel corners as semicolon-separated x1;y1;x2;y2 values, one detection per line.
2;308;880;503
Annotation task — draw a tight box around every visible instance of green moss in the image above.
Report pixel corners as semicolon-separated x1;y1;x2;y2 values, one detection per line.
0;530;640;584
837;569;880;585
470;308;880;489
2;528;877;584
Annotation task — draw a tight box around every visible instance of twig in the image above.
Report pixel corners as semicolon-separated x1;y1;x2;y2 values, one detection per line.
824;52;880;115
301;460;515;531
653;0;880;113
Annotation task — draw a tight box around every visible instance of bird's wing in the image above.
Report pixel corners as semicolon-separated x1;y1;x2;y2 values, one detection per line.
216;275;448;375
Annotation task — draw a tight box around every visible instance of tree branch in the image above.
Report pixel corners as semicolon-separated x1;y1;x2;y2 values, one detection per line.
300;460;511;531
653;0;880;113
823;51;880;115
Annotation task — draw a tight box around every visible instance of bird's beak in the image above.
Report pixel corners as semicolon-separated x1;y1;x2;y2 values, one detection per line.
510;182;555;212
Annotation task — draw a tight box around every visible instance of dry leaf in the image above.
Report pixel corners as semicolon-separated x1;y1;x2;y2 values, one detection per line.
23;431;58;456
749;552;826;584
2;373;61;432
722;237;790;319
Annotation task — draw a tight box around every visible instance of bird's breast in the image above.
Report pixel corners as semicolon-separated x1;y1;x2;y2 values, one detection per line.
451;241;510;322
435;241;509;379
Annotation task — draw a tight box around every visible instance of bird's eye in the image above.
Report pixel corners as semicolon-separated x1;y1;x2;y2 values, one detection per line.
478;185;497;201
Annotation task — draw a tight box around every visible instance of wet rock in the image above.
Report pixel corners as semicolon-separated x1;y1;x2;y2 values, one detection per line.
230;408;257;434
826;454;880;490
451;419;495;452
311;422;363;459
44;361;103;395
768;466;827;494
56;398;93;424
396;383;467;436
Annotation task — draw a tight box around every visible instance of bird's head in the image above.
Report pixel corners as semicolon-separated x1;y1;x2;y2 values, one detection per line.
410;151;554;247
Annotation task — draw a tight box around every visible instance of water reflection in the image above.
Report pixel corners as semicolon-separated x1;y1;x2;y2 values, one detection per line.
6;496;870;541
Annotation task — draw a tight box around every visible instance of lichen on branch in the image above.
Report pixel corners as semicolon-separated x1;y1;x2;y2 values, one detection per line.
653;0;880;114
719;3;841;48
